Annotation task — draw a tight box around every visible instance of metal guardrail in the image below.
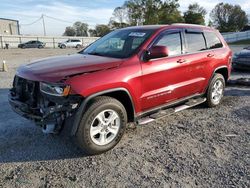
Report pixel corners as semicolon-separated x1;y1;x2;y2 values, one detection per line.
0;35;99;49
221;31;250;43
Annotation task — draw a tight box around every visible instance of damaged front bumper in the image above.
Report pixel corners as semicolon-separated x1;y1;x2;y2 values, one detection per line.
8;76;82;133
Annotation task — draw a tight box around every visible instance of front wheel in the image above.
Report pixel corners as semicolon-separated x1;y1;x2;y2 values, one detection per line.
206;73;225;108
76;96;127;155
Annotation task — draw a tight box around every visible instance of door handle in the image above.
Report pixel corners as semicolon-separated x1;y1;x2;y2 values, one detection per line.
177;59;186;63
207;53;214;57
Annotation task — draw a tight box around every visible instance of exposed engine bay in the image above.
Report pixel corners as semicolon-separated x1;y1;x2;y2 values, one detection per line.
9;76;81;134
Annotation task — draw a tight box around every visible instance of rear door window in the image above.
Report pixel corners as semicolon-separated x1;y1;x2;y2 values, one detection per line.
154;32;182;56
185;32;206;53
204;31;223;49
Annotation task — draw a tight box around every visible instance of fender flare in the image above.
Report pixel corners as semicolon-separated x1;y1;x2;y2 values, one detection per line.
70;87;136;135
205;65;228;93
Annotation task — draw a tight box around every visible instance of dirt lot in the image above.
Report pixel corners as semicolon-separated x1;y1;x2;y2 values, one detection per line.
0;47;249;188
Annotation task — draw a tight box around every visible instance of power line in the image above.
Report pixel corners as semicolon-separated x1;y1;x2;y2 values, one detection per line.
20;16;42;26
44;14;96;27
44;15;72;24
19;14;97;27
18;14;100;35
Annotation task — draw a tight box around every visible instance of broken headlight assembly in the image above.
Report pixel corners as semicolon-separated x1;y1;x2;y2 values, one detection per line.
40;82;71;97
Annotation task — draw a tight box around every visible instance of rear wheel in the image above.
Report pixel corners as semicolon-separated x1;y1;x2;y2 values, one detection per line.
206;73;225;107
76;96;127;155
76;44;81;49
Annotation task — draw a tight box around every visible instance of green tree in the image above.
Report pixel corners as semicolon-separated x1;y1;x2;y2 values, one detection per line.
95;25;111;37
73;21;89;36
183;3;206;25
143;0;162;25
208;20;213;27
89;29;97;37
124;0;145;25
123;0;183;25
109;20;129;30
63;26;76;36
158;0;184;24
210;3;248;32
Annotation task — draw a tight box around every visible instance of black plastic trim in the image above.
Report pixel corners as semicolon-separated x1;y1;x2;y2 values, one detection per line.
70;88;136;135
204;65;229;94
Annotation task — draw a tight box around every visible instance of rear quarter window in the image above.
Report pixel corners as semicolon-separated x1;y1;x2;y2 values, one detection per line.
204;31;223;49
185;32;206;53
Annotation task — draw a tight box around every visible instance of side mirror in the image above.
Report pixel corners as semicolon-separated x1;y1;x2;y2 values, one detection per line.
144;46;169;61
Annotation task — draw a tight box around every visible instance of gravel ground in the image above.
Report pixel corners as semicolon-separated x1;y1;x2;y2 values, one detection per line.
0;47;249;188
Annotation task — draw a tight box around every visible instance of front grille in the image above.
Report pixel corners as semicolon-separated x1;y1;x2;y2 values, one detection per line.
11;76;39;107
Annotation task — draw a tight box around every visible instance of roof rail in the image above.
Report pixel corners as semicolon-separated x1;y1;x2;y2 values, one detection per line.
171;23;207;27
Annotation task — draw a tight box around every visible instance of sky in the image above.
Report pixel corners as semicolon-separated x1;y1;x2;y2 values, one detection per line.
1;0;250;36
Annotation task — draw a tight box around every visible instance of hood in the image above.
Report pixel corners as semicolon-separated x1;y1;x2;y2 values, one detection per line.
236;49;250;57
17;53;123;82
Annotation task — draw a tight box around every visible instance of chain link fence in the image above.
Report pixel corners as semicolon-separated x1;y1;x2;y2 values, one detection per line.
0;35;99;49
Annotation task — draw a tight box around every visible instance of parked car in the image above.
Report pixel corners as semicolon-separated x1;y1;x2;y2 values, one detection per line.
58;39;82;49
18;40;45;49
9;24;232;155
232;46;250;70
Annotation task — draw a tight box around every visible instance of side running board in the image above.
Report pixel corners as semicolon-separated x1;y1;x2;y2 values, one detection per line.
137;97;206;125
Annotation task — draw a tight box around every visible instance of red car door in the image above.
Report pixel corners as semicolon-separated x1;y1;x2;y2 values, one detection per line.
140;29;207;111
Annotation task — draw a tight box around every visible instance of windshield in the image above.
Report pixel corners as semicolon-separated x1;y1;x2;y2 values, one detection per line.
81;29;155;58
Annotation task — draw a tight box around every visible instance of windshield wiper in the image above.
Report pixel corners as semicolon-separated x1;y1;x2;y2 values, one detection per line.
87;52;105;56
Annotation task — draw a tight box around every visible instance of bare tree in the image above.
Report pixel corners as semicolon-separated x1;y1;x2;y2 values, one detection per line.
112;6;128;24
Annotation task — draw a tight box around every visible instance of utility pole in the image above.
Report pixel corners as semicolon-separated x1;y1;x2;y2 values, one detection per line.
42;14;46;36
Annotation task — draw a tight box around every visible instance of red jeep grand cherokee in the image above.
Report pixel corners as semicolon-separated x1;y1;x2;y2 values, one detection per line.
9;24;232;154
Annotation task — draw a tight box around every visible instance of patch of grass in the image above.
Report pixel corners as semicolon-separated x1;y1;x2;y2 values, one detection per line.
228;39;250;45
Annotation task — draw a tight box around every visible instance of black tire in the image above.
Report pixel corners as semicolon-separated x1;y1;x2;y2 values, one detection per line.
76;44;81;49
206;73;225;108
61;44;66;49
76;96;127;155
21;45;26;49
38;45;43;49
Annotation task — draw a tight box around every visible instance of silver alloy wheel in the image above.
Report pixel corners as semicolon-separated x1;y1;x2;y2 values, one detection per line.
90;109;120;146
211;80;224;104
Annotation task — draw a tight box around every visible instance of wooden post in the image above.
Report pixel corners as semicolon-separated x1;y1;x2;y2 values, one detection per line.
53;37;55;48
0;36;3;49
2;60;8;72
